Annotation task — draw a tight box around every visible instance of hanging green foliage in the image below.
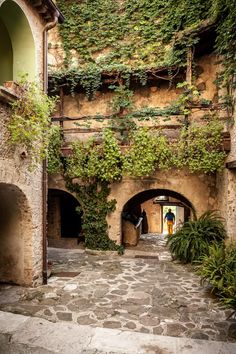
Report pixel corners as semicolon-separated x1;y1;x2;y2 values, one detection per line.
53;0;236;92
122;128;172;177
66;180;123;253
56;0;211;69
58;122;226;183
66;129;123;182
8;79;57;167
181;120;226;173
47;125;63;174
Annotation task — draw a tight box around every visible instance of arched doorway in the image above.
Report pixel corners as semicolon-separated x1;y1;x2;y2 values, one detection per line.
0;183;32;285
121;189;194;246
47;189;83;248
0;0;35;85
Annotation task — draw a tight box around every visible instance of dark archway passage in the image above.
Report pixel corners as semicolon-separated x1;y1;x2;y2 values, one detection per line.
47;189;82;248
0;183;32;285
122;189;194;246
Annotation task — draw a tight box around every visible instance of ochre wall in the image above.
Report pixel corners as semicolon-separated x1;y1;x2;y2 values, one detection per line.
48;26;236;243
49;168;217;245
107;170;217;244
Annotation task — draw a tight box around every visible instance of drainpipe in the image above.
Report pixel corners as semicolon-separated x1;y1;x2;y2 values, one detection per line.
42;11;59;284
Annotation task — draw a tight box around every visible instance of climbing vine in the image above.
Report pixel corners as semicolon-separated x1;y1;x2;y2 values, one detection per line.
51;0;236;94
47;125;63;174
8;79;57;167
48;0;235;251
58;123;226;182
66;180;123;253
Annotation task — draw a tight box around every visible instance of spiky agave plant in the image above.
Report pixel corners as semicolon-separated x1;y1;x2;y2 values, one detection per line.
167;210;226;263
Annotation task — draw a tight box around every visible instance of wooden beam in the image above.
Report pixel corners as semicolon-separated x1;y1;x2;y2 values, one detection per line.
186;47;193;84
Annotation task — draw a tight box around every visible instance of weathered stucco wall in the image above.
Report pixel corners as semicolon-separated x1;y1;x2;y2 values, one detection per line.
217;87;236;242
0;103;43;286
0;0;47;286
48;26;236;242
49;168;217;245
51;53;221;146
107;170;217;244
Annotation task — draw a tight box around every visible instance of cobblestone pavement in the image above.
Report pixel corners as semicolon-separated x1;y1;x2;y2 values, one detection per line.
0;234;235;343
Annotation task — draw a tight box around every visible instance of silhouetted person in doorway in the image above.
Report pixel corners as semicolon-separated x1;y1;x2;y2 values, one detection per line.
141;209;148;234
164;208;175;235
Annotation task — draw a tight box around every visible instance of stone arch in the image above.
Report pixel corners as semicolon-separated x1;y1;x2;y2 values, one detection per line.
0;0;36;84
121;188;194;245
47;188;83;248
0;183;33;285
107;170;216;244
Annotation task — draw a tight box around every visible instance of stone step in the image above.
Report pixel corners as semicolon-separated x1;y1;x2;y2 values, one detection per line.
0;311;236;354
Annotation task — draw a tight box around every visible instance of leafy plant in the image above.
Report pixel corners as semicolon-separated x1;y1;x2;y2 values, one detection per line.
67;180;123;253
167;210;226;263
66;129;122;182
184;120;226;173
123;128;164;177
176;81;200;115
197;243;236;308
109;85;134;113
8;79;57;167
47;125;63;174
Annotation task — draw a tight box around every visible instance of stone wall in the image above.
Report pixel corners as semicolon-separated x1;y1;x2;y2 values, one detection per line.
107;170;216;244
217;87;236;242
47;25;236;243
0;103;43;286
0;0;48;286
49;168;217;246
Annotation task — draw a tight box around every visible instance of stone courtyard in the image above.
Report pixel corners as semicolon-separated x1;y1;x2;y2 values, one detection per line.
0;234;235;345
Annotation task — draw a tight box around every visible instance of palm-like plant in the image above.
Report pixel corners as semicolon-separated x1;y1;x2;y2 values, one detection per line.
167;210;226;263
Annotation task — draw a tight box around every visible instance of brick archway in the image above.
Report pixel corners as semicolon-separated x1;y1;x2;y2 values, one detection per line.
0;183;33;285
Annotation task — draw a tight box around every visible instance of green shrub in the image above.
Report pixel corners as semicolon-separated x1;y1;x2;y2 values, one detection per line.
197;243;236;308
167;210;226;263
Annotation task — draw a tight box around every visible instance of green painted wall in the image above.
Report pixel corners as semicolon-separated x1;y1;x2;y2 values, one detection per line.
0;0;35;83
0;19;13;84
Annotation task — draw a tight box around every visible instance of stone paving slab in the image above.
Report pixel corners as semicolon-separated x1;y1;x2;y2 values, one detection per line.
0;234;235;345
0;311;236;354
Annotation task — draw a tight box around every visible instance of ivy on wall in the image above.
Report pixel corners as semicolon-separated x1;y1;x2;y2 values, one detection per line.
66;180;123;253
47;0;236;251
52;0;236;93
47;119;226;251
57;123;226;181
56;0;210;69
